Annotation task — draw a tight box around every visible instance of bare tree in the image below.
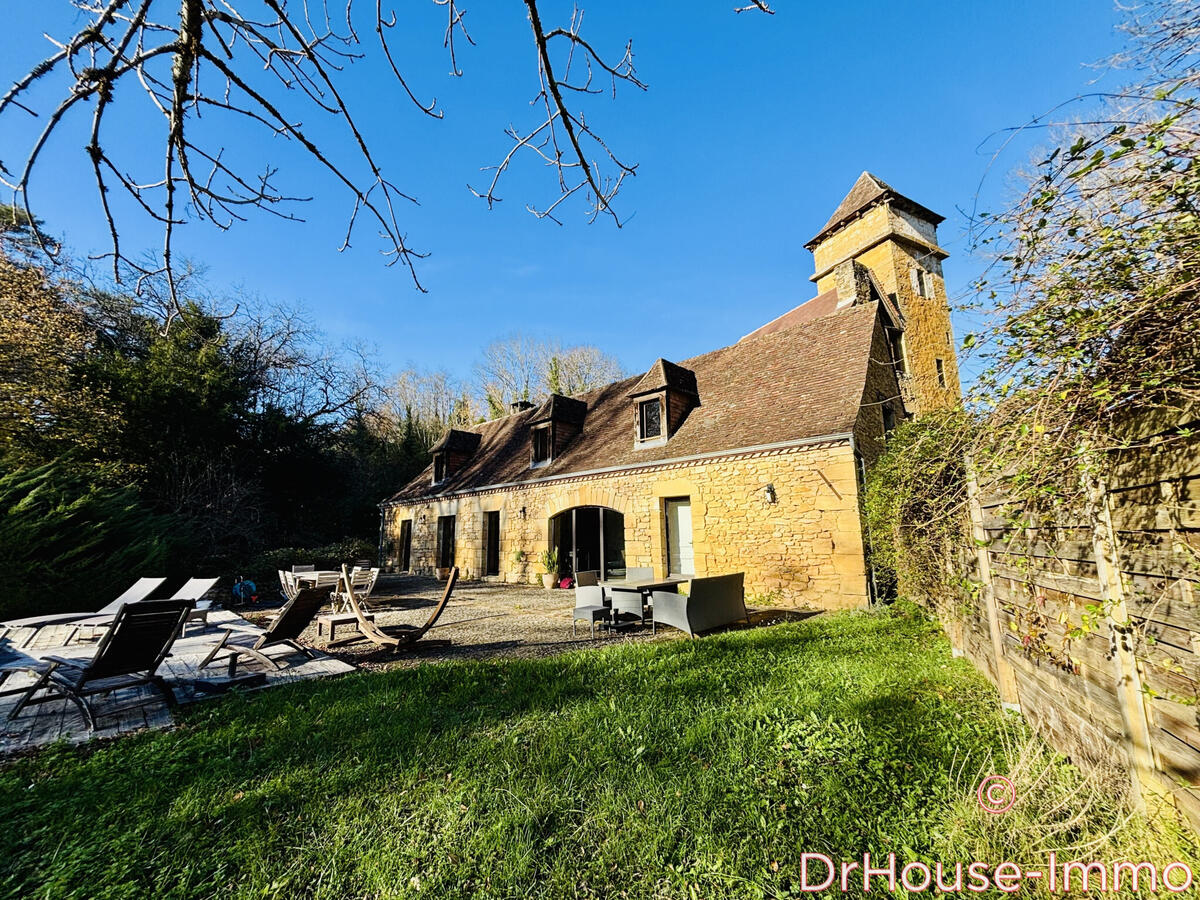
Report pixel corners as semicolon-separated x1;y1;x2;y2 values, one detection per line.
546;342;625;396
232;302;380;425
475;334;546;417
381;367;476;446
474;333;624;417
1;3;772;314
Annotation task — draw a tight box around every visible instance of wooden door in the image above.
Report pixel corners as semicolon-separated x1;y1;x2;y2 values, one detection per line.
665;498;694;576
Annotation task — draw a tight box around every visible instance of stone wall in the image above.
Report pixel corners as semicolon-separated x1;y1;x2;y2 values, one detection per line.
381;438;871;609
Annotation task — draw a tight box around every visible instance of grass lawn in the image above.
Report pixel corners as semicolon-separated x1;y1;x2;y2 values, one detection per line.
0;608;1051;897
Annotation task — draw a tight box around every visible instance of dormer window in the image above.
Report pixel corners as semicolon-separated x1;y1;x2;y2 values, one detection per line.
628;358;698;449
429;428;481;487
531;425;551;467
527;394;587;469
638;398;662;440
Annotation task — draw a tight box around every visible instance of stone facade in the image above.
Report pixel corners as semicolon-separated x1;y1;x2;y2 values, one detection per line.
381;438;869;609
380;174;961;612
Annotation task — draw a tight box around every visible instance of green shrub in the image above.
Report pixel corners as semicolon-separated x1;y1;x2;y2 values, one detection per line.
0;462;179;619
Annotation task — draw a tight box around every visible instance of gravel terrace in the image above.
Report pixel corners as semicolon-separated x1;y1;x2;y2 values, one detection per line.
234;574;818;671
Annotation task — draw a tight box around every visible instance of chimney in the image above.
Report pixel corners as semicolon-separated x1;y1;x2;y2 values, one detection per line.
833;259;874;310
510;400;535;414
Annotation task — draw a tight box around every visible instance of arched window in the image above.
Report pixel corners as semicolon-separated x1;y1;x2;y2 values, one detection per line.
549;506;625;580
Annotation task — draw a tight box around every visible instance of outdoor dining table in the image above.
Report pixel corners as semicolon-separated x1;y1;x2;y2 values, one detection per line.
598;576;690;594
292;570;342;589
596;576;690;631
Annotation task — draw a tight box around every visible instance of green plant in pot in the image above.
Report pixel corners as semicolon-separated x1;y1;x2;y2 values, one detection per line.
539;547;559;589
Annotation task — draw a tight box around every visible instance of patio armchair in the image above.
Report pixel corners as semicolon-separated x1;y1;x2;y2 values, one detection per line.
330;567;379;612
624;567;654;581
651;573;748;638
572;584;609;639
200;585;333;674
4;599;194;732
292;564;316;573
0;577;168;634
278;569;299;602
574;570;600;587
609;587;647;629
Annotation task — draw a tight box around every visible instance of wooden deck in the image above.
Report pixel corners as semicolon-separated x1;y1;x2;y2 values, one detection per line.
0;610;354;754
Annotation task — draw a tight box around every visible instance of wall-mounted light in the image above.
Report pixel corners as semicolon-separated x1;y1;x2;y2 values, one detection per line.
765;483;777;505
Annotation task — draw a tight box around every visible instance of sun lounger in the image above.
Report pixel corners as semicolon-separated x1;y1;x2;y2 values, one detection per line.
199;585;333;674
3;599;194;731
70;577;219;639
0;577;167;633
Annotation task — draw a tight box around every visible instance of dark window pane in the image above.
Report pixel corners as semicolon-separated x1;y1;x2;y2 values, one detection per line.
532;426;550;463
640;399;661;439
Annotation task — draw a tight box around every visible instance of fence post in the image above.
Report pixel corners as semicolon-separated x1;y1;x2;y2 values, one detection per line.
965;465;1020;709
1087;475;1165;806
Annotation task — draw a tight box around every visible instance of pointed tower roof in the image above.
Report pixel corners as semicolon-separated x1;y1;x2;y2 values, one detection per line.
804;172;944;250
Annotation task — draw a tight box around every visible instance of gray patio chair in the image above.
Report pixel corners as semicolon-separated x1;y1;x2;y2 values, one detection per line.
292;564;316;574
651;573;748;637
609;587;647;629
624;567;654;581
574;570;599;587
0;577;168;632
4;599;194;732
200;585;333;674
172;577;221;628
572;585;609;639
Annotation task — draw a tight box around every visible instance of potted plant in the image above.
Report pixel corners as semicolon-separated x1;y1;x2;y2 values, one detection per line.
539;547;559;589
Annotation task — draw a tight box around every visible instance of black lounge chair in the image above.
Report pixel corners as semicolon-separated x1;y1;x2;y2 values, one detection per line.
4;599;193;731
331;564;456;650
199;585;333;675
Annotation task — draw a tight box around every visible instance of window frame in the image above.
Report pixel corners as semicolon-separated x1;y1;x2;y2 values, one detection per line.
935;358;947;389
432;452;447;484
530;423;552;467
638;397;663;441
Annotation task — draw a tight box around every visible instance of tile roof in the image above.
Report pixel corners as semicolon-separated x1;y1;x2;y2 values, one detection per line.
629;358;699;397
429;429;482;454
739;289;840;341
804;172;944;250
529;393;587;425
385;301;884;504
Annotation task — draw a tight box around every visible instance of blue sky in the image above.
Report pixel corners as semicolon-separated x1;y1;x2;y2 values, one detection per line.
2;2;1126;386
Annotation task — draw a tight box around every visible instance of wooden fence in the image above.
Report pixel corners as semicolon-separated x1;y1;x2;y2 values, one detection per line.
937;426;1200;824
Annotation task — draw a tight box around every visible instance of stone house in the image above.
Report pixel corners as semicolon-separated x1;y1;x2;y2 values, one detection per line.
379;173;960;608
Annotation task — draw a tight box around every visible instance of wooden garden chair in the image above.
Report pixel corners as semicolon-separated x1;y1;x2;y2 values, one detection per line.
3;599;193;732
199;585;333;675
329;564;457;650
